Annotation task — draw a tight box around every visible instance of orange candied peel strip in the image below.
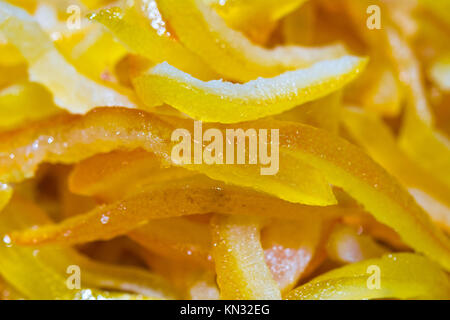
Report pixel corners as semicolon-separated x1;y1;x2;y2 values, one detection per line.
8;176;343;246
0;107;449;271
0;108;337;206
133;56;367;123
287;253;450;300
68;149;195;201
156;0;348;82
211;214;281;300
0;1;136;114
0;194;174;299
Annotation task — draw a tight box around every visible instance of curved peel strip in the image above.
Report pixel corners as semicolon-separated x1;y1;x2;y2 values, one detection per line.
69;149;195;201
0;108;336;206
90;5;217;80
0;195;168;299
287;253;450;300
157;0;348;82
211;214;281;300
0;108;449;271
9;177;342;246
0;2;136;114
133;56;367;123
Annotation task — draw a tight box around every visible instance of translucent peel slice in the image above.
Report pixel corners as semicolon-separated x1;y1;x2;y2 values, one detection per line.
69;149;195;201
211;214;281;300
287;253;450;300
0;2;136;114
90;5;217;81
0;108;336;206
0;108;449;270
0;195;171;299
157;0;347;82
134;56;367;123
9;176;342;246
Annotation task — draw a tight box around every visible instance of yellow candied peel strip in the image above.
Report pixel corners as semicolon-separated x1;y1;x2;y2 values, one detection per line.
90;4;217;80
287;253;450;300
211;214;281;300
0;1;136;114
156;0;347;82
0;194;171;299
133;56;367;123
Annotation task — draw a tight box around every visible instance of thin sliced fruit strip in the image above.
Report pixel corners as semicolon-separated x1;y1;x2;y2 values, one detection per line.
1;107;449;270
0;194;171;299
90;4;217;80
9;176;344;246
205;0;308;43
261;118;450;271
326;225;389;265
0;1;136;114
342;107;450;231
68;149;195;201
8;194;177;299
286;253;450;300
211;214;281;300
133;56;367;123
262;216;323;293
0;108;336;206
156;0;347;82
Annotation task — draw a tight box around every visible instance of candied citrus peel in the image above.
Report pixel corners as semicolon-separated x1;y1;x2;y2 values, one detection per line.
342;107;450;231
0;108;336;206
0;194;174;299
133;56;367;123
8;176;342;246
0;1;136;114
156;0;347;82
205;0;308;43
1;108;450;272
90;4;217;80
211;214;281;300
287;253;450;300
